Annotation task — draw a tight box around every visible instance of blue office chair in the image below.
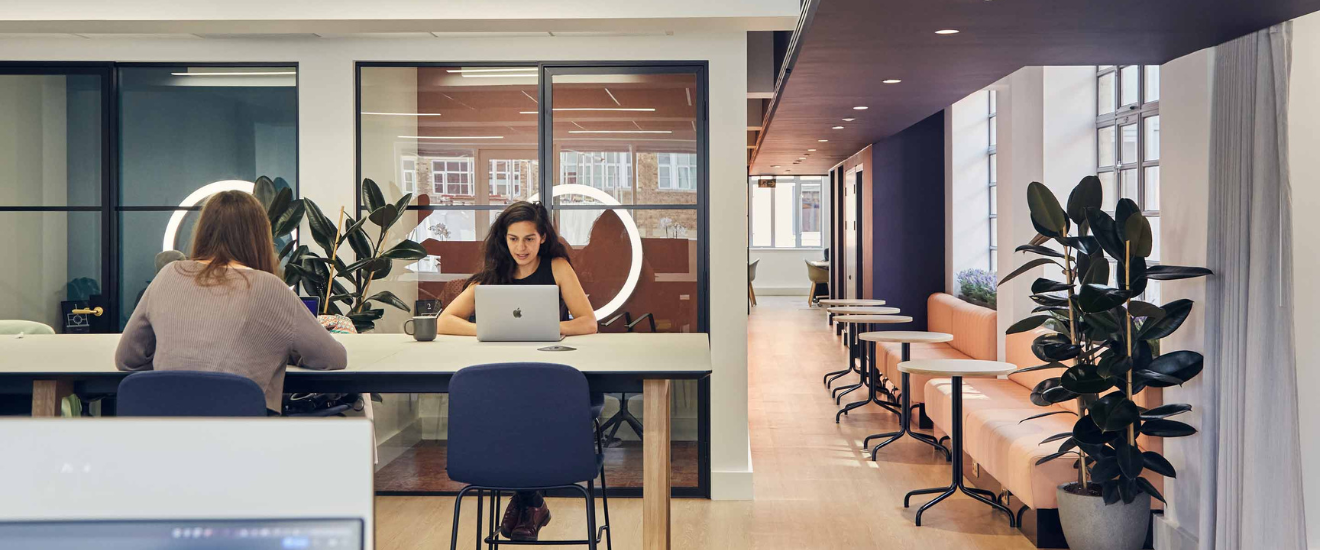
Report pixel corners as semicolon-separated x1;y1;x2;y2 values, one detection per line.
118;371;268;417
448;362;611;550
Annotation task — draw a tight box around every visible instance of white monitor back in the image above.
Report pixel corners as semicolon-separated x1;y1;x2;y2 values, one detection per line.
0;418;375;549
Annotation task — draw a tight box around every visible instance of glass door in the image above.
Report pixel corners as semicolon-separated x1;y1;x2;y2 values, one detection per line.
0;64;113;333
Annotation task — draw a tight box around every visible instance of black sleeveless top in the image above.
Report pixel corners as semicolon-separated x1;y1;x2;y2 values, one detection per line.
511;257;570;321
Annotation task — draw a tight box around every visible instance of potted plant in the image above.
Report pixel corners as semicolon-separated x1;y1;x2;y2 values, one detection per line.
956;268;998;309
999;176;1211;550
255;176;428;333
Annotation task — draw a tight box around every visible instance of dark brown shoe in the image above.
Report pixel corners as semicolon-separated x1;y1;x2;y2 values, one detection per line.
498;493;523;538
509;502;552;541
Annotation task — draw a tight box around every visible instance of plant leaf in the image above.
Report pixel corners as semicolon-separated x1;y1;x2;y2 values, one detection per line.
999;258;1061;287
1115;440;1144;479
1035;450;1078;466
1139;299;1193;340
1016;244;1065;258
1091;457;1122;482
1058;236;1100;255
1090;393;1139;432
1067;175;1104;224
1116;256;1148;297
368;204;399;228
382;240;429;261
1146;265;1214;280
1102;480;1122;505
1086;207;1125;260
1128;300;1165;322
1031;378;1080;407
1014;361;1069;374
1062;365;1113;394
1031;294;1070;307
1028;182;1070;237
1134;369;1184;387
1141;419;1198;437
1082;256;1110;286
1141;403;1192;419
303;200;339;257
1032;333;1081;362
1115;198;1141;238
1008;315;1055;334
1145;350;1204;383
1021;410;1077;424
362;178;386;213
273;198;306;239
1123;211;1153;258
1032;278;1073;294
254;175;277;210
1073;415;1117;445
1135;477;1166;503
365;290;411;312
266;186;292;224
1142;451;1177;478
1078;284;1130;313
1040;431;1074;445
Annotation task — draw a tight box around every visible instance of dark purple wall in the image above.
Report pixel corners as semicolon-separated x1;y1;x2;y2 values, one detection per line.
868;111;946;331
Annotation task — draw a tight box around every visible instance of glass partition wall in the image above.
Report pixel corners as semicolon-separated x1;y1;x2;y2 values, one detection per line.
358;63;710;497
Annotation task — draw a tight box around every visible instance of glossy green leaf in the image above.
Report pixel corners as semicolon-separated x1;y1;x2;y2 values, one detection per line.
1032;278;1072;294
254;175;277;210
1028;182;1070;237
386;193;413;231
1040;431;1074;445
266;187;292;224
382;240;429;260
1015;244;1065;258
1078;284;1131;313
1134;369;1183;387
999;258;1061;286
1116;440;1144;479
1124;211;1153;258
1115;198;1141;237
368;204;399;228
1072;415;1117;445
1139;299;1193;340
1014;361;1069;374
365;290;411;312
1031;294;1070;308
1008;315;1054;334
1146;350;1203;383
1063;365;1113;394
1102;480;1122;505
1116;256;1148;297
1058;236;1100;256
1020;410;1077;424
1091;457;1121;482
1082;256;1110;286
1031;378;1079;407
1142;451;1176;477
1035;450;1078;466
272;198;306;239
362;178;386;213
1033;333;1081;362
1086;207;1125;260
1090;392;1139;432
1141;419;1197;437
303;200;338;257
1128;300;1164;322
1067;176;1104;224
1146;265;1214;281
1141;403;1192;419
1136;477;1166;503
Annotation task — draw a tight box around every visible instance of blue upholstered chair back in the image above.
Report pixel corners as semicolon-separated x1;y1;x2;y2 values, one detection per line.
448;362;597;488
118;371;267;417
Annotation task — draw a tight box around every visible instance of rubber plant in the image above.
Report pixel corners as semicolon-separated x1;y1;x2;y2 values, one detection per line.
258;176;428;333
998;175;1212;504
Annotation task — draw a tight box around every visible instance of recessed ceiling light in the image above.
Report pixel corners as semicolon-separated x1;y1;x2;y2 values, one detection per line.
883;79;902;84
771;165;781;168
843;118;856;122
833;126;845;130
853;106;868;110
798;157;807;160
818;139;829;142
935;29;960;35
808;148;816;152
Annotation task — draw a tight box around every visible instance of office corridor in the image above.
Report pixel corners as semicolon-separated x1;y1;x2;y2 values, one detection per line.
375;296;1031;549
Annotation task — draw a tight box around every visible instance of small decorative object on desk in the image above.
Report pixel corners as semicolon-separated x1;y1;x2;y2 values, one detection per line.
1001;176;1212;550
318;315;358;334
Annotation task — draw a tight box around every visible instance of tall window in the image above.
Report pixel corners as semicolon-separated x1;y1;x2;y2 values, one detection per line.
748;175;825;248
400;158;417;195
988;89;999;273
489;159;529;198
1097;65;1160;302
430;157;474;196
657;153;697;191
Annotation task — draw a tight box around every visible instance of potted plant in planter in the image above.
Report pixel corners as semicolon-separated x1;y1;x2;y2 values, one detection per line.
956;268;998;309
999;176;1211;550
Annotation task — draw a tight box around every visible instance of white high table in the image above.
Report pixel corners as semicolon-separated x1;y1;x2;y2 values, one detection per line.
0;332;712;550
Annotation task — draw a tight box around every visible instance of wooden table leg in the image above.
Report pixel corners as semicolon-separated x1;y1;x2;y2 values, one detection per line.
643;379;672;550
31;380;72;418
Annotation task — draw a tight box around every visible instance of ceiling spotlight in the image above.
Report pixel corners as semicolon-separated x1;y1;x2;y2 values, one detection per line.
798;157;807;160
833;126;844;130
818;139;829;142
883;79;902;84
771;165;781;168
808;148;816;152
843;118;855;122
853;106;869;110
935;29;960;35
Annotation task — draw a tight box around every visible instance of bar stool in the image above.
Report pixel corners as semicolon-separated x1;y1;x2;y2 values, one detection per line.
823;307;900;399
899;359;1017;528
832;315;912;423
857;332;953;461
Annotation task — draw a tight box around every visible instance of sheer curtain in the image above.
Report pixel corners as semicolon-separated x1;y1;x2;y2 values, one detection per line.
1199;22;1307;550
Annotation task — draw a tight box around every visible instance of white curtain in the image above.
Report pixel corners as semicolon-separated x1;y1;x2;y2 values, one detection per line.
1199;22;1308;550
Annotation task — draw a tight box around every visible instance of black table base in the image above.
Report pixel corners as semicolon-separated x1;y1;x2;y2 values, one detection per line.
903;376;1016;527
862;343;952;461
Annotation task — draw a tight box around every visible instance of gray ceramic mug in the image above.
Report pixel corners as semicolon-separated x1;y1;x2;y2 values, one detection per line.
403;316;437;342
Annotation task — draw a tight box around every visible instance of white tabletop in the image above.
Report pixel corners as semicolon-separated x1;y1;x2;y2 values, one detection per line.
858;331;953;344
0;333;712;376
833;315;913;324
898;359;1016;377
819;299;886;306
825;306;900;315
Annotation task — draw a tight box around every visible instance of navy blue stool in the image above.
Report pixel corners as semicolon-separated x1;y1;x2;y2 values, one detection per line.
448;362;611;550
118;371;267;417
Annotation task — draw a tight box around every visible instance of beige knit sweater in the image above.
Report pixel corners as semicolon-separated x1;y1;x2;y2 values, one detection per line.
115;261;348;410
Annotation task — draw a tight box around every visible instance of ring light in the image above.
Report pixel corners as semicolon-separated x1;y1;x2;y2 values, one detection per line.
162;180;297;253
528;184;643;321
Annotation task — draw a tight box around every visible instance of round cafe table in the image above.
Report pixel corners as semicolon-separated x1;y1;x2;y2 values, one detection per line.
899;359;1018;528
857;332;954;461
819;299;887;331
828;314;910;420
825;306;901;316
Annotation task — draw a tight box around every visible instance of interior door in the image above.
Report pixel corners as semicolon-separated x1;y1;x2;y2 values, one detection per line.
843;167;859;298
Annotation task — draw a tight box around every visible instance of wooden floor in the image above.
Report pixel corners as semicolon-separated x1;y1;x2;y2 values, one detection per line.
375;296;1035;549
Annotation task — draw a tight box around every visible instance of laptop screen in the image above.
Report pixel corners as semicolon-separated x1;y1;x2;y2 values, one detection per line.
0;518;363;550
300;297;321;317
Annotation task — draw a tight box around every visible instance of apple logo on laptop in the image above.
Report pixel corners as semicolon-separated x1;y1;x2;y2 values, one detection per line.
512;308;523;319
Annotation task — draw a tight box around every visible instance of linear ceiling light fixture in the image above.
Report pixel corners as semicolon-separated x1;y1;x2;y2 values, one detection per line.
935;29;960;35
171;71;296;76
519;108;657;114
853;106;869;110
843;118;856;122
568;130;672;134
362;112;442;116
818;139;829;142
447;68;536;73
833;126;845;130
883;79;902;84
808;149;816;152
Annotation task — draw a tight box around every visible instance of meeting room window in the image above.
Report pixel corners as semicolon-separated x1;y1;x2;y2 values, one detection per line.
657;153;697;191
1097;64;1160;302
749;175;826;248
430;157;474;197
489;159;529;198
988;89;998;273
400;158;417;195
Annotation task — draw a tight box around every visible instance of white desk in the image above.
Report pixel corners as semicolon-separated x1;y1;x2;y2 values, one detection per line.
0;332;711;550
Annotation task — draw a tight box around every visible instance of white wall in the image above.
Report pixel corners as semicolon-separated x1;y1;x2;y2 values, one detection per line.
1152;47;1214;550
1290;11;1320;549
0;30;754;499
749;249;824;296
946;89;991;292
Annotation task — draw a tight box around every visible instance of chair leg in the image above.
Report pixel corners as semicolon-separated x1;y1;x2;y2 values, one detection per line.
599;467;613;550
450;486;473;550
475;489;484;550
582;481;599;550
491;491;502;549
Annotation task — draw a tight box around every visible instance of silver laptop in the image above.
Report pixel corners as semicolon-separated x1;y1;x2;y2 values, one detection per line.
475;285;563;342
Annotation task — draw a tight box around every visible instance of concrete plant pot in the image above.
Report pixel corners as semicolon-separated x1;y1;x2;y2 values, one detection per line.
1056;483;1150;550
